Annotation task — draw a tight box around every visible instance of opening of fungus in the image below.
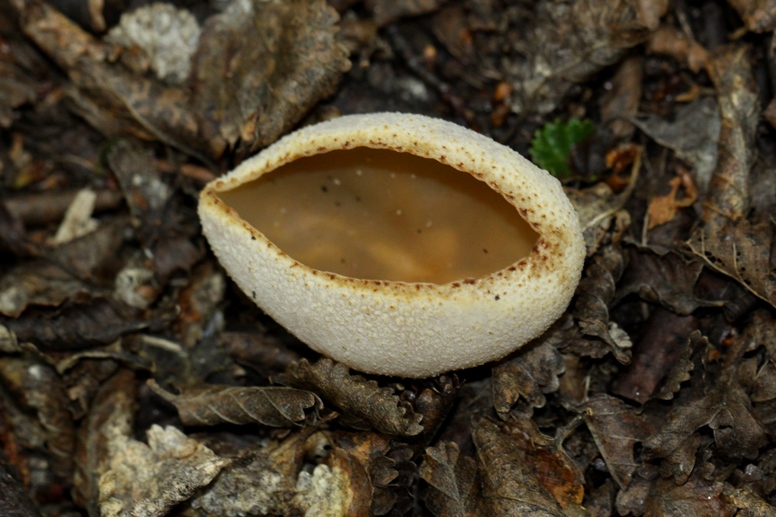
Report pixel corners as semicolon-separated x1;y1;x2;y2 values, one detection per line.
217;148;539;284
199;113;585;378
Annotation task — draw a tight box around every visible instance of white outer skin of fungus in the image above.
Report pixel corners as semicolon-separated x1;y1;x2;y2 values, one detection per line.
199;113;585;378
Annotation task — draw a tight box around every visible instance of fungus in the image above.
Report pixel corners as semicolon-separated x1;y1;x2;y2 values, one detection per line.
199;113;585;378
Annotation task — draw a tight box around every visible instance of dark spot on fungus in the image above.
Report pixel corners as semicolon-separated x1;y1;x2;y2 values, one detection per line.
251;236;256;241
495;295;500;301
321;185;328;193
463;278;476;285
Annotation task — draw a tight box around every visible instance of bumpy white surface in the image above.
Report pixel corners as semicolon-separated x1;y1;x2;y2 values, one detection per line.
199;113;585;378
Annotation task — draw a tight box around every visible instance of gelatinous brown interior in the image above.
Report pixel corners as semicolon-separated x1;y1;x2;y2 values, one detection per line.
218;148;539;284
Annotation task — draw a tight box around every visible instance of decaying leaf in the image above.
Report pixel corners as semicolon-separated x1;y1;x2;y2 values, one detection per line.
574;245;632;363
644;370;768;464
584;394;650;490
11;0;350;160
192;431;311;516
646;168;698;230
643;470;735;516
292;446;374;516
611;310;700;404
420;441;483;517
0;355;75;480
618;249;719;315
727;0;776;32
492;339;565;416
189;0;351;158
273;358;423;436
73;369;137;514
148;380;322;428
646;25;709;72
630;97;720;195
99;424;230;517
472;418;578;515
688;217;776;309
503;0;667;115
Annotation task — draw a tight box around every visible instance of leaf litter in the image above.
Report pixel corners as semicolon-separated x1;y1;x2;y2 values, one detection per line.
2;0;776;515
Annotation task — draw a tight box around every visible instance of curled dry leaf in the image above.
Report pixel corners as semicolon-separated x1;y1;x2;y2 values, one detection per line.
148;379;322;428
492;339;565;417
273;358;423;437
574;245;632;363
99;425;229;517
419;441;483;517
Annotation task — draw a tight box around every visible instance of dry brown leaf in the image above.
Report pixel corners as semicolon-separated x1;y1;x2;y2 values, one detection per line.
3;297;147;351
647;169;698;230
643;471;736;517
584;394;650;490
646;25;709;72
273;358;423;436
644;377;768;463
611;310;700;404
630;97;720;195
419;441;483;517
472;418;570;516
504;0;666;115
701;44;760;223
189;0;351;158
688;217;776;309
567;145;639;255
617;249;718;315
148;380;321;428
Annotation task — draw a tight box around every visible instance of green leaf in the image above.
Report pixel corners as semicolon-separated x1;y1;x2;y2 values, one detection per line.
529;118;594;179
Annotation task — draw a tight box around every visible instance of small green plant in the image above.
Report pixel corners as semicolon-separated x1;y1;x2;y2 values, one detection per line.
529;117;594;179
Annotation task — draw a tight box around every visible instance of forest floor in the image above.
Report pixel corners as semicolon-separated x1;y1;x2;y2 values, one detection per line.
2;0;776;515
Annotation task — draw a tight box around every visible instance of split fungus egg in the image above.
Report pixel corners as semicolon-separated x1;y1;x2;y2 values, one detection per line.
198;113;585;378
